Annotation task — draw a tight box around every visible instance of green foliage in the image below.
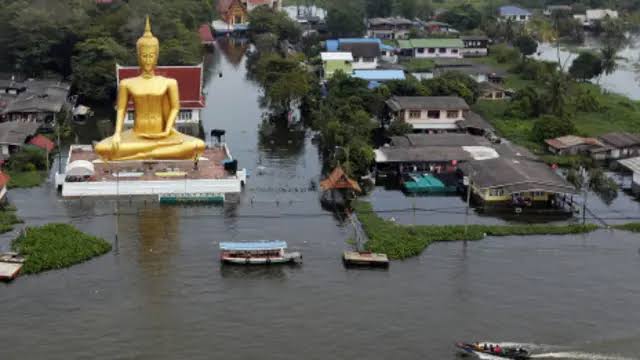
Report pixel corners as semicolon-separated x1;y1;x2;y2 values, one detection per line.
7;145;48;172
0;206;22;235
252;53;311;116
12;223;112;274
6;171;45;189
532;116;577;143
438;4;482;31
514;35;538;60
387;120;413;136
588;168;619;204
569;52;603;81
400;58;435;73
490;44;521;64
248;5;301;43
385;78;429;96
0;0;211;103
613;223;640;233
354;200;599;260
393;0;432;19
71;37;129;103
326;1;366;37
423;71;480;104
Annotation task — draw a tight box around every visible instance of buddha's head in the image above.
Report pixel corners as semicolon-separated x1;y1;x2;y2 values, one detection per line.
137;16;159;76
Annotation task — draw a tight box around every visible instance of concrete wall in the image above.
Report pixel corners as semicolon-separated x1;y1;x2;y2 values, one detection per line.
351;57;378;70
62;177;244;197
400;109;464;129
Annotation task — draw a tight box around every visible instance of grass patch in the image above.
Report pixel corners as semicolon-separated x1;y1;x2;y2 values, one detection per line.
12;223;112;274
400;58;435;73
612;223;640;233
354;200;599;260
7;170;46;189
0;206;22;234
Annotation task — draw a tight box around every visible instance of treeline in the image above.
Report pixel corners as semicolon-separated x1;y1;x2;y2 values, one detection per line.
0;0;212;104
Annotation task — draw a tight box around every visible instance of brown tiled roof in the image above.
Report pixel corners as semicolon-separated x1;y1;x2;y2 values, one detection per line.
320;166;361;193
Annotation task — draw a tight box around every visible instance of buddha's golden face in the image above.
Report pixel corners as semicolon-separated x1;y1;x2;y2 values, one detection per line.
138;46;158;73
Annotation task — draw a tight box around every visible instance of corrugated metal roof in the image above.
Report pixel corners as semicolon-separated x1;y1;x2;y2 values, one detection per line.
386;96;469;111
321;52;353;61
405;38;464;48
598;132;640;148
619;157;640;174
220;241;287;251
353;70;405;81
0;121;40;145
499;5;531;16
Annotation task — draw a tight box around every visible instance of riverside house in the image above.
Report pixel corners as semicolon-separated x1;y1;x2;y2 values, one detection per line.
597;132;640;160
618;157;640;196
499;5;532;22
386;96;469;132
320;52;353;79
0;78;70;127
459;157;577;212
367;17;413;40
325;38;393;69
545;135;603;156
397;38;464;59
0;121;40;162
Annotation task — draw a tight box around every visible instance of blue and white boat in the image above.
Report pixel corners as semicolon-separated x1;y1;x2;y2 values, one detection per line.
219;241;302;265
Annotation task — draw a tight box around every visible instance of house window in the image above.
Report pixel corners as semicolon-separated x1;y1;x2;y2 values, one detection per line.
489;188;504;196
427;110;440;119
446;110;459;119
452;49;459;54
127;111;134;122
178;110;192;121
520;15;527;20
439;48;446;53
428;48;435;53
363;57;375;63
532;191;545;197
409;110;421;119
417;48;425;54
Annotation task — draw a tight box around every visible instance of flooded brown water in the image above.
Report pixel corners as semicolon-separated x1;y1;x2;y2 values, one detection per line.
1;40;640;360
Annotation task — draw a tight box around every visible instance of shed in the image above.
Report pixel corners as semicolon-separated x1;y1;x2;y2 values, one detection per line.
66;160;95;177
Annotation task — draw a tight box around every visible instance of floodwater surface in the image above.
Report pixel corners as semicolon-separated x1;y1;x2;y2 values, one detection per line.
1;40;640;360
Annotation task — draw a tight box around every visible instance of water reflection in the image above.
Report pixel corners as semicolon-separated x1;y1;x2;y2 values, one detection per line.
217;37;249;68
219;264;290;279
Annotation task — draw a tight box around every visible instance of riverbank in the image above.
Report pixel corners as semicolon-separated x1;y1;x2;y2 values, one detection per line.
354;200;600;259
12;223;111;275
472;48;640;156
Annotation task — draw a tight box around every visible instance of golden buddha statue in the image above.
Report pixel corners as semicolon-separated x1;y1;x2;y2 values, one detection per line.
95;17;205;161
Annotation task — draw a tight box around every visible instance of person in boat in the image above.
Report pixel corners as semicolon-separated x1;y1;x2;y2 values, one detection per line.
474;343;482;351
489;345;494;352
483;343;488;351
494;344;502;354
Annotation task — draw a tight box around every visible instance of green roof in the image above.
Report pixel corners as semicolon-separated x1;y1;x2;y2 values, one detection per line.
397;39;413;49
405;38;464;48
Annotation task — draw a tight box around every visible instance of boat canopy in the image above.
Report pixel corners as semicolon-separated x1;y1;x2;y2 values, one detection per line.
219;241;287;251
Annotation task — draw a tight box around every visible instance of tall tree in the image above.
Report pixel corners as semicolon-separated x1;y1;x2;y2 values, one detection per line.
514;35;538;62
569;52;603;82
365;0;392;18
326;0;366;37
71;37;130;103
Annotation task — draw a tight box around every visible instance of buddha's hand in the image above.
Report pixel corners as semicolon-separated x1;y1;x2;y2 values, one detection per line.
112;133;121;152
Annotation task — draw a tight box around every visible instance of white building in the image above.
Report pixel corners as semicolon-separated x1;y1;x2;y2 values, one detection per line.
386;96;469;132
398;39;464;59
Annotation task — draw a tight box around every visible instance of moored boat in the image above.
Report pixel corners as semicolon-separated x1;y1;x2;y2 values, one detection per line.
219;241;302;265
0;252;25;282
456;342;530;360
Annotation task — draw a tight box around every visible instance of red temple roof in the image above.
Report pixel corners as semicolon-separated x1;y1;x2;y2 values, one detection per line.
28;134;55;152
0;171;10;188
117;65;205;109
199;24;215;45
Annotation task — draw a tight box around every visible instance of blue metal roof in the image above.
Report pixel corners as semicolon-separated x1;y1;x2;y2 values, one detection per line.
353;70;405;81
326;39;339;52
220;241;287;251
499;5;531;16
381;44;395;52
326;38;383;52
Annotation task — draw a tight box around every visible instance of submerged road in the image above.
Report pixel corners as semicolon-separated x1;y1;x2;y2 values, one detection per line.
1;40;639;359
